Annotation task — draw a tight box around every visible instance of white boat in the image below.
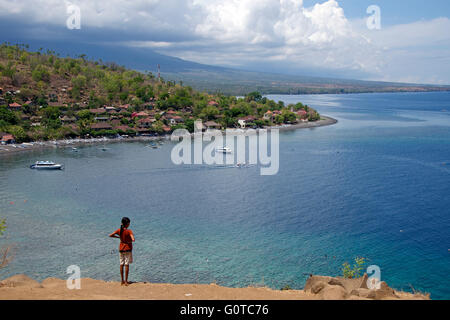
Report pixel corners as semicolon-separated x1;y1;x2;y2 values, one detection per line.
215;147;232;154
30;161;64;170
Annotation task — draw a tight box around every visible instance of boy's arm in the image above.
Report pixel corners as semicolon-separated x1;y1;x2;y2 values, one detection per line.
130;230;135;242
109;229;120;238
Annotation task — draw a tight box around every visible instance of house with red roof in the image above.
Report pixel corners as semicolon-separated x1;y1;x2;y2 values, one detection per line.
135;111;150;117
205;120;221;129
114;125;135;134
90;123;112;131
138;117;156;128
8;102;21;110
0;133;15;144
238;116;257;128
263;110;274;121
168;115;184;125
89;108;106;115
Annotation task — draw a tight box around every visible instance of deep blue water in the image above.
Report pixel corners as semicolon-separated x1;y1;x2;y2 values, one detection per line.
1;92;449;299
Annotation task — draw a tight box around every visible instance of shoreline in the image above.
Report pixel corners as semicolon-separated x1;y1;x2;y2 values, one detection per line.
0;116;338;157
0;274;429;300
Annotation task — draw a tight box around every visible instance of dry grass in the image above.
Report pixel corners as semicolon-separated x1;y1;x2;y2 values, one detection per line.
0;245;13;269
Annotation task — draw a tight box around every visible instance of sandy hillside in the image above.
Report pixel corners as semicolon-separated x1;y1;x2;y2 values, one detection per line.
0;274;429;300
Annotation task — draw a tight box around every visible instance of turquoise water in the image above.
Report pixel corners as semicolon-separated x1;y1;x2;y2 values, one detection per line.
1;92;449;299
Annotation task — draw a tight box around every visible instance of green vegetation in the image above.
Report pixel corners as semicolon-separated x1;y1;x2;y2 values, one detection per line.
0;219;5;236
280;285;293;291
0;218;11;269
342;257;367;279
0;43;321;142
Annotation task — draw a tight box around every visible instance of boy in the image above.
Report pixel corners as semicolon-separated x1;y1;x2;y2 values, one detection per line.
109;217;135;286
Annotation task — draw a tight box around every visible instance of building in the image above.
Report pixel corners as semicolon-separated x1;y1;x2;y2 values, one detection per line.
168;116;184;125
90;108;107;115
263;110;274;121
114;125;135;134
237;116;257;129
138;117;156;128
94;117;109;122
297;110;308;119
90;123;112;131
205;120;221;129
0;133;15;144
60;116;76;123
8;102;21;110
134;111;150;118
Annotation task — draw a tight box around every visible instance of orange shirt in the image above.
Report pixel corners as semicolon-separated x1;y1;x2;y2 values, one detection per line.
113;228;134;252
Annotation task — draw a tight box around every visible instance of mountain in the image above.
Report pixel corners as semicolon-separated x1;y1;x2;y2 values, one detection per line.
18;41;450;95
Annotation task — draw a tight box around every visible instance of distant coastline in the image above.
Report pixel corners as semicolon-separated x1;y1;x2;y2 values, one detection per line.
0;116;337;157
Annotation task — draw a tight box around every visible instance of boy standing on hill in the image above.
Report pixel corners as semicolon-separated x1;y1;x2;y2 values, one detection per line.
109;217;135;286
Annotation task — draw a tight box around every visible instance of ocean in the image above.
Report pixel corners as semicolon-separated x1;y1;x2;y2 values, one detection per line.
1;92;449;299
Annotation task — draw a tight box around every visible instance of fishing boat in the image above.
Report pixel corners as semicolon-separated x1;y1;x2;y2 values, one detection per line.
215;147;232;154
30;161;64;170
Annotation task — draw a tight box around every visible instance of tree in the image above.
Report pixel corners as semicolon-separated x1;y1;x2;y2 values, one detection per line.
32;65;50;83
7;125;27;142
76;109;92;121
0;106;19;126
0;219;5;236
152;121;164;134
245;91;262;102
201;106;219;120
41;106;61;129
0;218;12;269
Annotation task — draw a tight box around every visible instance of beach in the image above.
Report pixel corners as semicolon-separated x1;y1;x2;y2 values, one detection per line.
0;116;337;157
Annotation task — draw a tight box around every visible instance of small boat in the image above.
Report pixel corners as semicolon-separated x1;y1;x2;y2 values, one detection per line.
71;147;78;152
30;161;64;170
216;147;232;154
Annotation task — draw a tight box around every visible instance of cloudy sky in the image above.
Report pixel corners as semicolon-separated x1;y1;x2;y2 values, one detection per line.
1;0;449;84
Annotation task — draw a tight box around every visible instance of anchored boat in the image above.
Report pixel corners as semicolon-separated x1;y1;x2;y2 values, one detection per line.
215;147;232;154
30;161;64;170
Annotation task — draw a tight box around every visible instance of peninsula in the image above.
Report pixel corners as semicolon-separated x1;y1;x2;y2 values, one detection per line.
0;44;325;146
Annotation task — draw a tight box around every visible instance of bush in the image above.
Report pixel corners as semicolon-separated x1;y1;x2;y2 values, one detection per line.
6;125;27;142
0;106;19;125
0;218;12;269
0;219;5;236
32;65;50;82
280;285;292;291
342;257;367;279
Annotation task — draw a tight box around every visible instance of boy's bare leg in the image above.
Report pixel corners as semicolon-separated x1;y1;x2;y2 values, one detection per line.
125;265;130;285
120;265;125;285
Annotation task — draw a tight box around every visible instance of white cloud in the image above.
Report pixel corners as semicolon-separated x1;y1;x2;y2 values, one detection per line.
0;0;449;84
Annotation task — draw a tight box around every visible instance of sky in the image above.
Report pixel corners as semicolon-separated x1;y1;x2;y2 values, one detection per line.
0;0;449;84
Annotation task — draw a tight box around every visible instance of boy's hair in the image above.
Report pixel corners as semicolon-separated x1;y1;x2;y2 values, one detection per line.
120;217;131;237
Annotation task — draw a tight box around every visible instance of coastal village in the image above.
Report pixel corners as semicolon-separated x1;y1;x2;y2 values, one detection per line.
0;44;320;146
